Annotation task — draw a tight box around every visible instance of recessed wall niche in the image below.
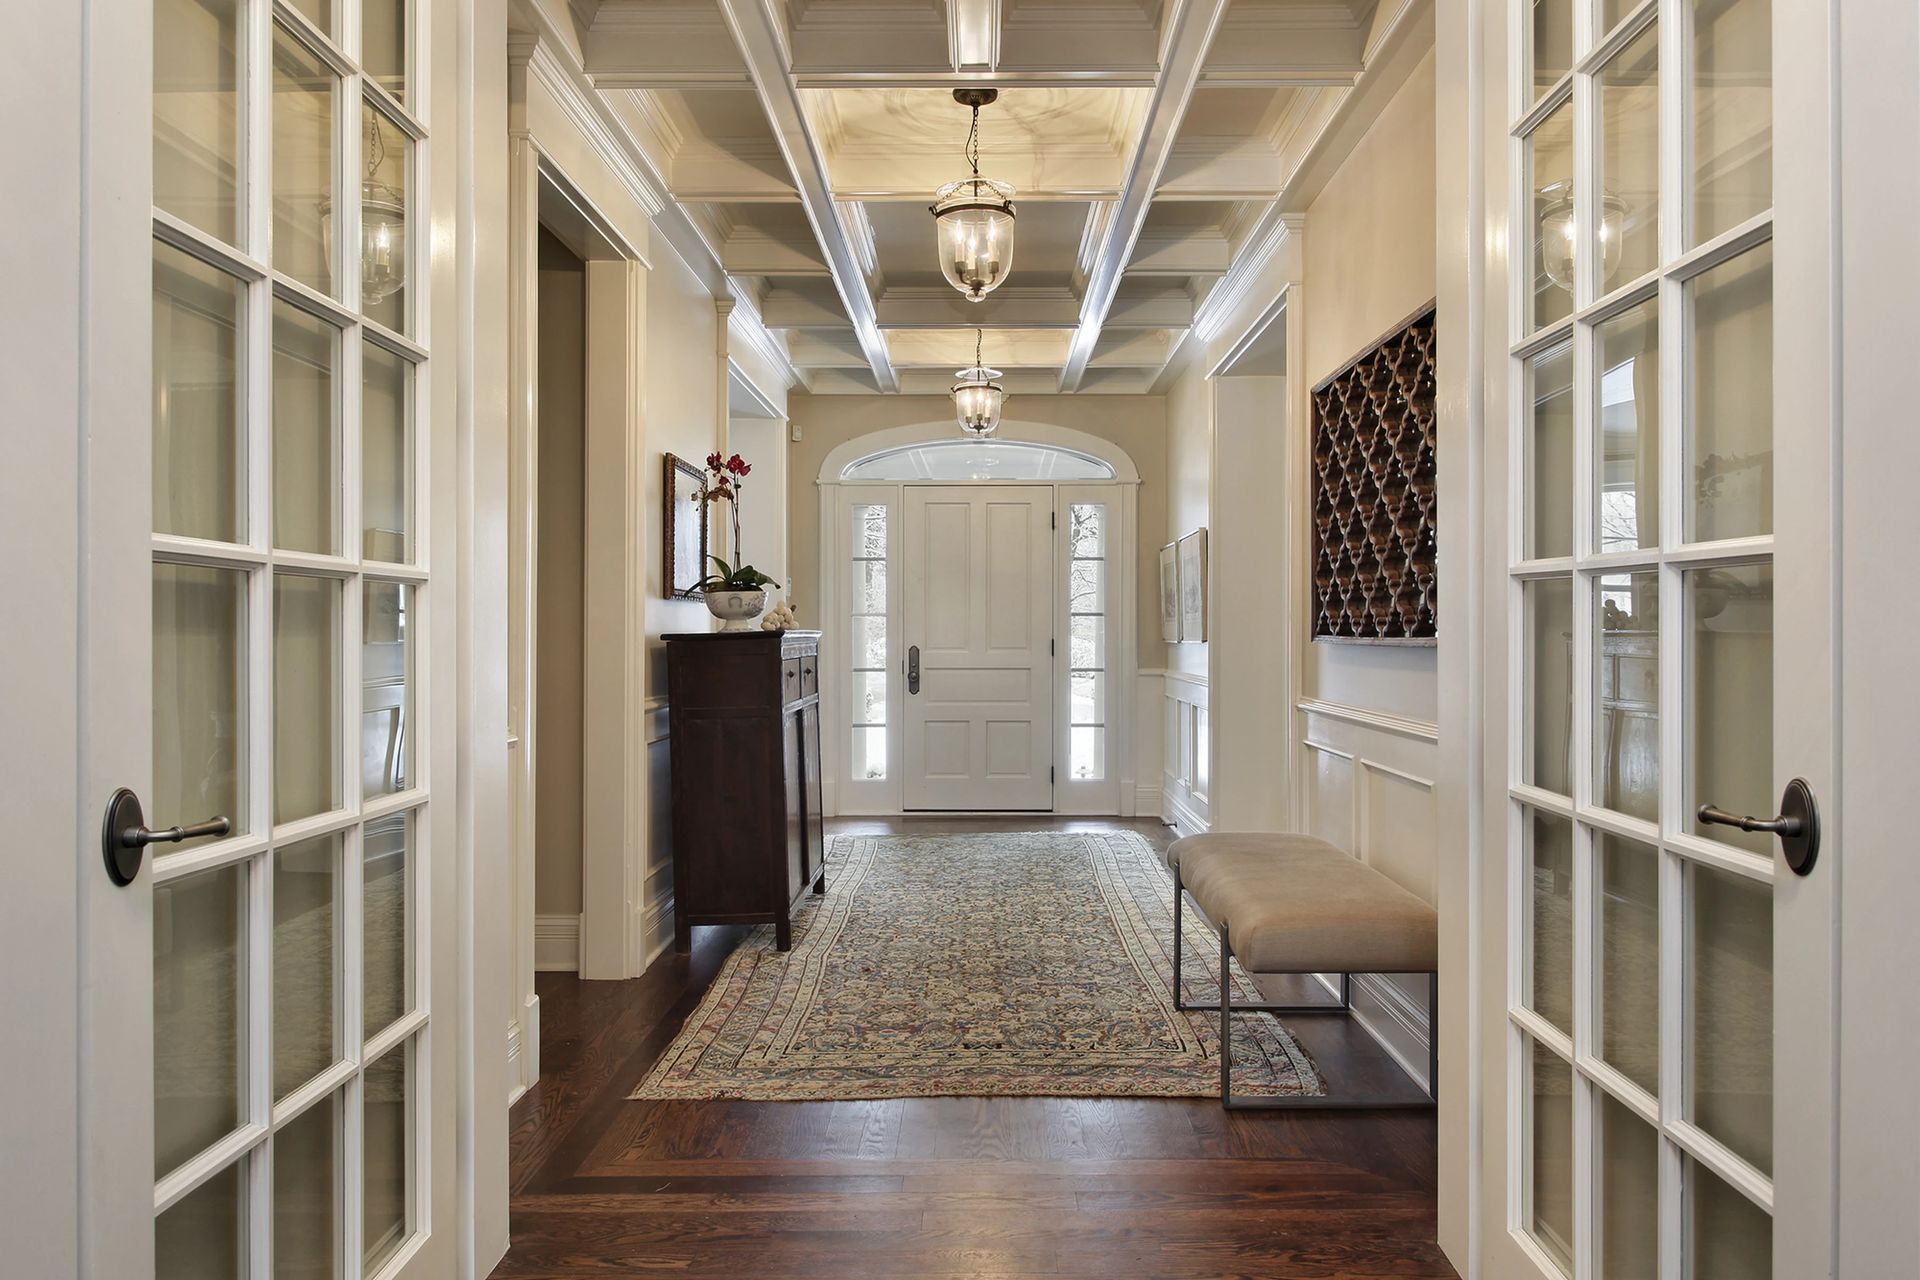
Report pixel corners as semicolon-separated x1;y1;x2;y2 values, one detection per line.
1309;304;1437;643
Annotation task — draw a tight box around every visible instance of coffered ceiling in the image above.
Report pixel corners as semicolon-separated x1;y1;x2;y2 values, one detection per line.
550;0;1430;393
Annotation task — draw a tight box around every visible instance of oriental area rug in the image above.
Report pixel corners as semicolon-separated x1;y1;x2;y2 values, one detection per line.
631;829;1323;1101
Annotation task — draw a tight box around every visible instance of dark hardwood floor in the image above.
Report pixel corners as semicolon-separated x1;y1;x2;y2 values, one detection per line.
494;817;1457;1278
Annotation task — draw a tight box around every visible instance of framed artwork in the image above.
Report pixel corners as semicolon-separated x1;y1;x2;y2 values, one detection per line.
1177;528;1208;643
1158;543;1180;642
664;453;709;599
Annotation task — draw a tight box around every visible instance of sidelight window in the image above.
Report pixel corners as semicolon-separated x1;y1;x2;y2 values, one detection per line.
850;504;889;780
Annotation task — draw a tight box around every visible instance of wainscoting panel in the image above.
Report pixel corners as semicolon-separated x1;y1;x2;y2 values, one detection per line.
1296;700;1440;1085
1161;672;1210;835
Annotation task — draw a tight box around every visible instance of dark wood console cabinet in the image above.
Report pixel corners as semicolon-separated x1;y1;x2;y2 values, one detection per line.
664;630;826;951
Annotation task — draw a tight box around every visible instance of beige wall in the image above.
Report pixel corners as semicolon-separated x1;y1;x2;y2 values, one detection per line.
534;228;585;917
1302;47;1440;723
1163;363;1211;680
783;392;1169;667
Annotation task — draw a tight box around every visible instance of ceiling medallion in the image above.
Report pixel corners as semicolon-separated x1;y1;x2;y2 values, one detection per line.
930;88;1017;303
951;328;1007;437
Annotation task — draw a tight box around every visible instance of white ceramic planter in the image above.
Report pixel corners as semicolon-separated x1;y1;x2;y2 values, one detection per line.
705;587;768;632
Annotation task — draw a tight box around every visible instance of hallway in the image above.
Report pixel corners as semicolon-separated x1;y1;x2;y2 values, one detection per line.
495;819;1451;1278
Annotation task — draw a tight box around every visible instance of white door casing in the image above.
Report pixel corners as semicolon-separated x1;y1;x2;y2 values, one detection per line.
902;486;1056;811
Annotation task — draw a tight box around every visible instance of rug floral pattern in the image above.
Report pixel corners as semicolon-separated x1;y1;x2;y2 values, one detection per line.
632;830;1323;1101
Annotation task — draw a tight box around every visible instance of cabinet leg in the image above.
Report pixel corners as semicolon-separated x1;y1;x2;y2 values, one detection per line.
812;868;827;895
776;914;793;951
675;915;692;955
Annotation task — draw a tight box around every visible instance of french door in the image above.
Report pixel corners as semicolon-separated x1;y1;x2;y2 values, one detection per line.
1482;0;1840;1274
5;0;450;1275
901;486;1055;810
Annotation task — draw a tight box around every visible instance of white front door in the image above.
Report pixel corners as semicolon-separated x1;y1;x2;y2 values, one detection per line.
902;486;1055;810
4;0;453;1276
1479;0;1847;1273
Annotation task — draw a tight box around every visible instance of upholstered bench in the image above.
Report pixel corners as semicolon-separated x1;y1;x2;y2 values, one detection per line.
1166;832;1439;1109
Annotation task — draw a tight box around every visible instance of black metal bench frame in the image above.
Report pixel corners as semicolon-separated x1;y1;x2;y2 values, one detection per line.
1172;863;1439;1110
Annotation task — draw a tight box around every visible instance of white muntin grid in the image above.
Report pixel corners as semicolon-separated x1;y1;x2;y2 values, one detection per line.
148;0;433;1275
1503;0;1776;1276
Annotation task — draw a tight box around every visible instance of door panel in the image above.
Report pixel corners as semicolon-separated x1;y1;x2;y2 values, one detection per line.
903;487;1053;810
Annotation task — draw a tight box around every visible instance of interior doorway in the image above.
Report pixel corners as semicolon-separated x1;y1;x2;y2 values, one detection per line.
820;429;1139;818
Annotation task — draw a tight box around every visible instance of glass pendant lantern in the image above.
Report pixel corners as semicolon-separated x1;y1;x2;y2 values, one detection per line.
1538;180;1626;294
322;110;407;307
951;329;1006;437
931;88;1016;303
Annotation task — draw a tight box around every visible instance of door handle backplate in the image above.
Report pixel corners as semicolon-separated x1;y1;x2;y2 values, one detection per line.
100;787;231;886
907;645;920;695
1697;777;1819;876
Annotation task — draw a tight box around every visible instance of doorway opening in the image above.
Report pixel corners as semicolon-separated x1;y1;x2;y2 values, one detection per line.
819;429;1141;819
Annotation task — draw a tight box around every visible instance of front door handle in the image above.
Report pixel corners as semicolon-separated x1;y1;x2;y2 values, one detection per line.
100;787;231;886
1697;777;1819;876
907;645;920;695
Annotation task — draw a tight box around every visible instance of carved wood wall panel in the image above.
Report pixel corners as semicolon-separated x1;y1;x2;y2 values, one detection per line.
1309;305;1437;643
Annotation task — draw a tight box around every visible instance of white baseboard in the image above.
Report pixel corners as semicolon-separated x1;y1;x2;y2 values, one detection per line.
641;892;677;969
1133;784;1163;816
1347;972;1434;1089
1163;787;1209;837
506;1020;527;1107
534;914;581;972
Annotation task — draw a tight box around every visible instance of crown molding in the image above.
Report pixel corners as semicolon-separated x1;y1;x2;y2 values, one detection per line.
524;37;669;217
1192;206;1300;344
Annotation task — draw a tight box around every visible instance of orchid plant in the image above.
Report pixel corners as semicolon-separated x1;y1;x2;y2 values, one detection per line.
698;451;781;593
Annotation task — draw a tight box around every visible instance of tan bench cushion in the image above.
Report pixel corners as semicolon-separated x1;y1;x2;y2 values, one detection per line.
1167;832;1438;974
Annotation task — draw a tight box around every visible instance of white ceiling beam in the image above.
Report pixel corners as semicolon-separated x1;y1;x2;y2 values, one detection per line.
946;0;1003;71
1126;229;1232;273
711;0;900;390
1089;327;1179;367
1195;5;1366;86
1057;0;1232;390
876;288;1082;329
584;1;754;88
720;230;833;275
785;330;877;367
760;285;856;329
1104;285;1197;328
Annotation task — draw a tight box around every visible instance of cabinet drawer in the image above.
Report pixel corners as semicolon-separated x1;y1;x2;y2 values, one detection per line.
782;657;802;701
800;654;818;697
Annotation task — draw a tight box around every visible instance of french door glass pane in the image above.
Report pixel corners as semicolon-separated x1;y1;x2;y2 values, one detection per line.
1686;1155;1771;1277
363;341;413;561
1597;571;1659;821
1523;340;1574;559
1069;615;1106;670
1596;300;1659;552
273;301;341;554
156;1160;246;1280
1068;558;1106;614
1070;671;1105;725
1529;1039;1575;1275
1527;809;1573;1033
363;1041;413;1272
1599;0;1636;35
1597;1091;1661;1278
153;564;248;848
154;243;246;543
1070;727;1106;781
851;615;886;669
1685;243;1773;542
154;862;247;1178
285;0;332;37
1597;832;1660;1094
154;0;243;245
1598;22;1661;288
363;582;413;798
274;832;343;1100
364;811;412;1039
1690;0;1772;245
1532;0;1573;97
271;27;336;296
853;560;886;613
851;727;886;781
274;1091;343;1280
1686;563;1773;852
1522;576;1572;794
1687;861;1772;1174
1526;102;1576;331
364;0;407;102
361;102;410;334
851;670;886;727
854;504;887;556
274;574;342;823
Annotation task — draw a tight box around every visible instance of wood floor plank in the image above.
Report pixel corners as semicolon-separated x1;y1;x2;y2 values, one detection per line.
493;817;1457;1280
